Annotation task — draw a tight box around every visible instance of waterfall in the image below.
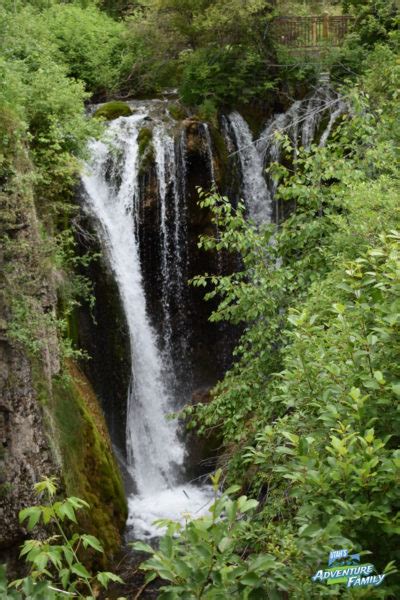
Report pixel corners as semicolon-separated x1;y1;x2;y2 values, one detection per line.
153;126;175;356
220;86;349;223
82;113;212;539
319;96;348;147
154;125;190;389
81;88;346;538
201;122;216;186
258;87;348;200
257;101;302;168
226;111;272;225
82;115;183;492
173;129;190;363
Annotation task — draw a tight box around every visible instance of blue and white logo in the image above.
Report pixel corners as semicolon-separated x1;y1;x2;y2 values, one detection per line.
312;549;386;589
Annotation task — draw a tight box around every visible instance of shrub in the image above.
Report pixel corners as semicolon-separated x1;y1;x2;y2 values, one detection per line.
1;478;123;599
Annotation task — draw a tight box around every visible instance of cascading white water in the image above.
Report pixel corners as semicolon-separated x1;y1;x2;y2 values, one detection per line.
227;111;273;225
259;87;347;169
318;96;348;147
82;114;212;539
82;115;183;492
258;101;302;165
254;86;348;210
154;126;175;354
201;122;216;186
81;89;346;539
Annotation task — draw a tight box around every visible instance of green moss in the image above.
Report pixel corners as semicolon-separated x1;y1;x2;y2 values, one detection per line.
209;126;229;187
138;126;155;173
50;361;127;558
168;103;187;121
239;104;270;137
211;127;228;168
138;126;152;156
93;101;132;120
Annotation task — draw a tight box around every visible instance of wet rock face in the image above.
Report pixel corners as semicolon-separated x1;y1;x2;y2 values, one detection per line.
143;117;237;386
75;216;131;457
0;342;56;555
185;387;221;479
0;199;58;567
0;341;59;558
0;190;127;568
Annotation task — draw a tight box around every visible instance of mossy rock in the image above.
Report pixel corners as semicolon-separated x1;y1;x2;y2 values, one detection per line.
138;127;152;156
168;103;187;121
48;360;127;560
211;127;228;168
94;101;133;121
138;127;155;173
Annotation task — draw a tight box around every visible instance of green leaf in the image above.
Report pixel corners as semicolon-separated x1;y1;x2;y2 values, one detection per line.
19;507;42;531
81;534;103;553
144;571;157;585
240;499;259;513
250;555;275;571
159;535;173;558
32;552;48;571
374;370;385;385
131;541;154;555
67;496;90;510
41;506;54;525
218;537;233;553
63;545;74;566
241;571;261;586
60;568;70;589
71;562;91;579
58;501;77;523
34;477;58;498
211;468;222;490
96;571;123;588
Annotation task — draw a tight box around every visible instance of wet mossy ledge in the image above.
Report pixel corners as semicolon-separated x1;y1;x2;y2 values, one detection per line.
43;360;127;558
168;103;187;121
94;101;132;120
138;126;154;174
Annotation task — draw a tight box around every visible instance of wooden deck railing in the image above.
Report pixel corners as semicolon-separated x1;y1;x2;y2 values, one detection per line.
272;15;353;48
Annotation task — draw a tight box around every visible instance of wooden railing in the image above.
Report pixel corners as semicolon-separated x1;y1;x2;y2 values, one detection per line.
272;15;353;49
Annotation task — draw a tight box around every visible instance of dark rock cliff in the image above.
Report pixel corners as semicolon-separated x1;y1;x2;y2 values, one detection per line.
0;174;126;570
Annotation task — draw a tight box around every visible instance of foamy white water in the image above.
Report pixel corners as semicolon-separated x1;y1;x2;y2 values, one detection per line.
227;111;272;225
128;483;213;538
82;113;212;538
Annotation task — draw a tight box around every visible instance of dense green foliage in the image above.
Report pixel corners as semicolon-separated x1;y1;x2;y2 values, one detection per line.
138;30;400;600
343;0;398;46
0;1;100;359
124;0;277;110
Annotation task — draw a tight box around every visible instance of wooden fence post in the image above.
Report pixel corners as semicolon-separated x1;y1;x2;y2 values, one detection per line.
323;12;329;40
312;16;317;46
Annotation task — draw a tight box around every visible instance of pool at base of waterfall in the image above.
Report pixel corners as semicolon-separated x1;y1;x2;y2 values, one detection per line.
126;483;214;539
